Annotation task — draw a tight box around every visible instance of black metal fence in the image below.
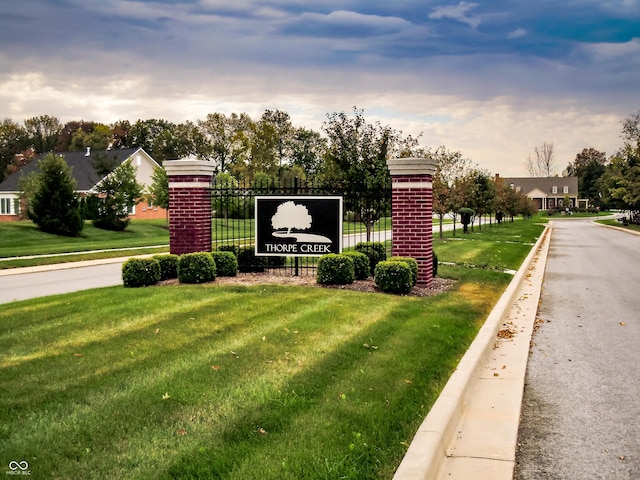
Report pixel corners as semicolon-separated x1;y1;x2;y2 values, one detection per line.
211;178;392;276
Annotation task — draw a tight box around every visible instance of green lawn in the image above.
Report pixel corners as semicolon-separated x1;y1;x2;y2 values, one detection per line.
0;266;508;480
0;216;547;479
0;219;170;258
434;217;547;272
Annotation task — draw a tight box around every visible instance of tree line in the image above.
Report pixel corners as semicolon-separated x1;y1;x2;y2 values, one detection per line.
2;108;639;236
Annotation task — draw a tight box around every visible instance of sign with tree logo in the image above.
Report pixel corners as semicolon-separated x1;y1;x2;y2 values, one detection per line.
255;196;343;256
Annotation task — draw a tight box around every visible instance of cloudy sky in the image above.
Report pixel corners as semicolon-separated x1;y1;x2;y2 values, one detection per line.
1;1;639;176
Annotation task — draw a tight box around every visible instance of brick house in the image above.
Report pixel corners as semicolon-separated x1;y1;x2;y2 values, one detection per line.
498;176;587;210
0;147;166;221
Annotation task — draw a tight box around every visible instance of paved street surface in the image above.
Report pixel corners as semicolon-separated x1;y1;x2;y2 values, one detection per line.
0;261;125;305
515;220;640;479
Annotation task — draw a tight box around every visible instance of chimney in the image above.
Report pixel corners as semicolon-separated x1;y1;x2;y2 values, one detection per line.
85;146;91;157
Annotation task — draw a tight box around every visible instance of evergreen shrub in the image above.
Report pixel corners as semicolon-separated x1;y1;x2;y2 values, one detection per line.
387;257;418;286
374;261;413;294
178;252;217;284
237;247;266;273
217;245;239;256
152;254;179;280
122;258;161;288
354;242;386;274
341;251;370;280
211;251;238;277
317;254;355;285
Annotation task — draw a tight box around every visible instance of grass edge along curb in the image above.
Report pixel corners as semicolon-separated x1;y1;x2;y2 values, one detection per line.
392;223;552;480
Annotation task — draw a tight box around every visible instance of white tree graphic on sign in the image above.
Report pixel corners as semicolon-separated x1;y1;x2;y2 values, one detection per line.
271;201;312;234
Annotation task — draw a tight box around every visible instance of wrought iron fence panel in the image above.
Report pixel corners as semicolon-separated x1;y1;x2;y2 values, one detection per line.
211;177;392;276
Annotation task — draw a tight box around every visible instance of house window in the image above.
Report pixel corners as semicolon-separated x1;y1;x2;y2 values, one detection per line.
563;186;569;194
552;186;558;194
1;197;16;215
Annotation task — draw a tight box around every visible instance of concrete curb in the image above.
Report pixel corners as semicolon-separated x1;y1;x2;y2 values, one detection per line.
393;224;552;480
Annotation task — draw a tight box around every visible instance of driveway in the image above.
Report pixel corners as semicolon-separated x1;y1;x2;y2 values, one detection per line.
514;220;640;479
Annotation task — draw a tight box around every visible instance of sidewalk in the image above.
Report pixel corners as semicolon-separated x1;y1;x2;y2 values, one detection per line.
393;223;552;479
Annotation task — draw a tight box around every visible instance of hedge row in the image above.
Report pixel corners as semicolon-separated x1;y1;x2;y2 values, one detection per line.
122;251;238;288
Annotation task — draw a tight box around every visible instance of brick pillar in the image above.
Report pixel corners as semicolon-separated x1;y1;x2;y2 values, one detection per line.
386;157;437;287
164;159;215;255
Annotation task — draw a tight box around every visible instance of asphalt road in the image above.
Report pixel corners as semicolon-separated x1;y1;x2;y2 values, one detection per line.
0;261;125;305
514;220;640;479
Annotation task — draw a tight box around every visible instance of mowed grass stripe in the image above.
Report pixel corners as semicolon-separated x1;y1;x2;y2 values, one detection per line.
0;268;509;479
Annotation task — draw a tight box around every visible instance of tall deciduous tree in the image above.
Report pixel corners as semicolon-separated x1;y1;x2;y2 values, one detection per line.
321;107;395;240
526;141;556;177
0;119;30;182
432;147;474;238
28;153;83;236
24;115;62;154
565;148;607;207
198;112;252;174
602;111;640;215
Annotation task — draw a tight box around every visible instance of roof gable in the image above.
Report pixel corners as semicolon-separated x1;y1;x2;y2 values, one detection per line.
501;176;579;196
0;147;154;192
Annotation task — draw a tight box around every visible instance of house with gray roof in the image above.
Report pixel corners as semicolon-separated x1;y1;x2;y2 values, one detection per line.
499;176;587;211
0;147;166;221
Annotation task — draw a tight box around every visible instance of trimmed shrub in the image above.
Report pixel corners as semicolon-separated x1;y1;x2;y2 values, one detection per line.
342;251;370;280
211;251;238;277
433;252;438;277
387;257;418;286
122;258;161;288
153;254;179;280
374;261;413;294
317;254;355;285
218;244;239;256
237;247;266;273
354;242;386;274
178;252;217;284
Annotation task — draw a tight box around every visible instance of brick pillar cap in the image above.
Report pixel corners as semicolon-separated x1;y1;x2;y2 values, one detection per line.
164;158;215;177
387;157;437;176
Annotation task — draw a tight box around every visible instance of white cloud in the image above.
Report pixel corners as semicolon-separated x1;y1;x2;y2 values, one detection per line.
507;28;527;39
429;1;482;29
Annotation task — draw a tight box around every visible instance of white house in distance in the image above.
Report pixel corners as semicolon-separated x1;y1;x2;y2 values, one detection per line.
497;175;587;210
0;147;166;222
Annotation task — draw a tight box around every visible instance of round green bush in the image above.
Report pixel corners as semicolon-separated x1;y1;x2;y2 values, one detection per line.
122;258;161;288
354;242;386;274
387;257;418;286
237;247;266;273
178;252;217;284
152;254;179;280
217;244;239;256
317;254;355;285
341;251;370;280
211;251;238;277
374;261;413;294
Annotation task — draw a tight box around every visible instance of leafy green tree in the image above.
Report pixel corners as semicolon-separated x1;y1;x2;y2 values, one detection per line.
565;148;607;207
69;123;112;151
321;107;398;240
28;153;83;236
91;161;143;231
432;147;474;238
0;119;30;182
468;170;495;229
602;111;640;215
198;112;252;174
290;127;326;177
24;115;62;154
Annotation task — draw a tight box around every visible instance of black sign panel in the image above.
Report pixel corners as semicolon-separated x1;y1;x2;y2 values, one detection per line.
255;196;343;256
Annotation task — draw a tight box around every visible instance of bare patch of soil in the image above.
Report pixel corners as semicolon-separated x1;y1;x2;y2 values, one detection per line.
159;273;454;298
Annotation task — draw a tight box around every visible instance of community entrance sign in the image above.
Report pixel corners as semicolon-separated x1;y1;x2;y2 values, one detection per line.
255;196;343;256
